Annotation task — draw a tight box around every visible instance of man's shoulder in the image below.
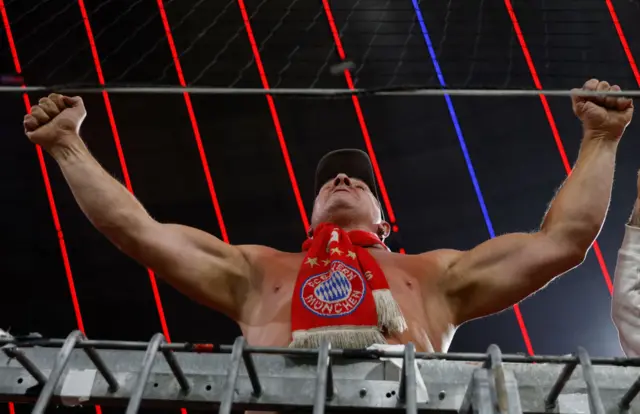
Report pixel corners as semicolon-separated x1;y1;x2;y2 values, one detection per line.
237;244;304;276
415;248;463;268
237;244;303;259
405;248;464;285
372;247;462;267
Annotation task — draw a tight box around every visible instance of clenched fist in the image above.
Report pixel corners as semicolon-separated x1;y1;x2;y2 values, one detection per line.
23;94;86;150
571;79;634;140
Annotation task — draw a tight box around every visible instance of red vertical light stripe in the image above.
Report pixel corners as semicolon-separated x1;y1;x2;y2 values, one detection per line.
320;0;398;228
1;0;92;412
604;0;640;87
74;1;173;342
604;0;640;300
232;0;310;231
0;2;20;73
154;0;234;243
503;0;613;294
0;0;86;346
513;304;534;355
151;10;251;398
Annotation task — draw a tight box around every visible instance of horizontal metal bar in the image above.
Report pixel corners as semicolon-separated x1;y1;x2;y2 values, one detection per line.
1;343;640;413
2;336;639;366
1;85;640;98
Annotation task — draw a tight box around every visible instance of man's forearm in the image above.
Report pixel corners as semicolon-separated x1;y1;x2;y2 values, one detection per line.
541;131;618;253
49;134;152;249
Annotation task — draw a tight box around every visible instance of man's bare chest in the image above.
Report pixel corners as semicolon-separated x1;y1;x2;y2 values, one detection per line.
240;250;448;351
258;250;425;303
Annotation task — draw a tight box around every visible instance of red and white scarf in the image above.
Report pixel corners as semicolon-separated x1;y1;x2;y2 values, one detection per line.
290;223;407;349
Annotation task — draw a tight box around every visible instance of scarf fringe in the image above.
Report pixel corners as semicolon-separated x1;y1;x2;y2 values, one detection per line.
374;289;408;334
290;327;387;349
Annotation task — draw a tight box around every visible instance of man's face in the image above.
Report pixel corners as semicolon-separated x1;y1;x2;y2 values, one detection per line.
311;173;383;229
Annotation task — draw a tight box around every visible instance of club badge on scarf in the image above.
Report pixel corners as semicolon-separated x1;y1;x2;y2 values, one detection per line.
290;223;407;349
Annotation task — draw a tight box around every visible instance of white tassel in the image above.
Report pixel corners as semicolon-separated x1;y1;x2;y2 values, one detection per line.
290;327;386;349
374;289;408;334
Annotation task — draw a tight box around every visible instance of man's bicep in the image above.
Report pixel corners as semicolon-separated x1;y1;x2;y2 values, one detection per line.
443;232;583;325
128;222;253;318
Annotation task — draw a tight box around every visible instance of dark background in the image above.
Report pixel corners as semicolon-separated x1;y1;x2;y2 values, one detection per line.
1;0;640;412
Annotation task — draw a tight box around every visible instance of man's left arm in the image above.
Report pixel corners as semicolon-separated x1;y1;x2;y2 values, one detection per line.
441;79;633;326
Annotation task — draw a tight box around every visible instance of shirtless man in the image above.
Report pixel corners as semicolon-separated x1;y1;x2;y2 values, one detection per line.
23;79;632;353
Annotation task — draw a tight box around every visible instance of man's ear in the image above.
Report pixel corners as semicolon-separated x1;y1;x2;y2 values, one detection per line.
378;221;391;240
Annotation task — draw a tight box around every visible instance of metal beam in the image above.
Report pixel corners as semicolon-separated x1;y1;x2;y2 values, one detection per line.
2;333;640;413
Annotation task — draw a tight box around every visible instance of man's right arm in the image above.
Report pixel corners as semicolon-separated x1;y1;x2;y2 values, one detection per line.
24;95;253;321
613;192;640;357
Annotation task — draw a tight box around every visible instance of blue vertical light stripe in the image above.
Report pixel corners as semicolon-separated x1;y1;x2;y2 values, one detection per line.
410;0;496;238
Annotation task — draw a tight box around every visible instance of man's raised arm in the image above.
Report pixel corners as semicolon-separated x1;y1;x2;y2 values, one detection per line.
612;176;640;357
23;94;253;320
438;79;634;326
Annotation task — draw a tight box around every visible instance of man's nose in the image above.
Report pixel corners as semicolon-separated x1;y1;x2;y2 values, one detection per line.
333;174;352;187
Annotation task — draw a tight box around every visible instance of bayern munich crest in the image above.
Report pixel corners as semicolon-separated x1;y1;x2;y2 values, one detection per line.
300;260;366;317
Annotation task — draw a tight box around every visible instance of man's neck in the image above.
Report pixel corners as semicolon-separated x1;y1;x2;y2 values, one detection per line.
329;223;386;249
330;222;377;236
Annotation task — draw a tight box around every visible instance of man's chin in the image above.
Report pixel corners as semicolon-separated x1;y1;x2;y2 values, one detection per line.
323;205;363;224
